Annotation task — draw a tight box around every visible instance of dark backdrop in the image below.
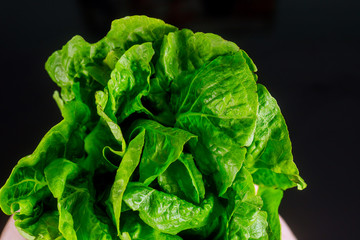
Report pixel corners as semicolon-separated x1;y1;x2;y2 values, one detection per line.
1;0;359;239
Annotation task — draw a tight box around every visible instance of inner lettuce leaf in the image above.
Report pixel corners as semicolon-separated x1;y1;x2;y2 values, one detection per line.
108;130;146;236
0;15;306;240
129;119;196;186
158;153;205;204
107;42;155;122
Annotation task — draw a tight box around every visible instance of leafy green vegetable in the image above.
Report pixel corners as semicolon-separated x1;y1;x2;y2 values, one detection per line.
129;119;196;186
15;211;63;240
123;183;214;235
0;15;305;240
158;153;205;204
225;167;268;240
258;187;283;240
120;211;182;240
172;52;258;196
108;130;145;236
107;42;155;122
245;84;306;190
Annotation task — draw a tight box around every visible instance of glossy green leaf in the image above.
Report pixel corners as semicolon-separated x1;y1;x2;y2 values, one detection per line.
15;211;63;240
0;94;89;216
105;15;177;52
120;211;182;240
57;179;116;240
45;36;109;120
258;187;283;240
148;28;241;121
108;130;145;235
123;183;214;235
156;29;240;88
130;119;196;185
226;167;268;240
95;89;126;153
172;52;258;195
158;153;205;204
246;84;306;190
108;42;155;122
44;159;81;199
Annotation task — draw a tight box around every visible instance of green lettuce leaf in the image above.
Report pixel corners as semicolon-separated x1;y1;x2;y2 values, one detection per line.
258;187;283;240
0;90;89;216
105;15;177;53
57;179;116;240
44;159;81;199
107;42;155;122
155;29;240;90
95;89;127;155
226;167;268;240
158;153;205;204
246;84;306;190
130;119;196;186
147;28;242;123
120;211;182;240
123;182;214;235
108;130;145;236
15;211;63;240
83;118;123;172
172;52;258;195
45;36;109;120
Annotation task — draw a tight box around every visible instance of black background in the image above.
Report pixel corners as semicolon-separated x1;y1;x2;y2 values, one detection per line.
1;0;359;239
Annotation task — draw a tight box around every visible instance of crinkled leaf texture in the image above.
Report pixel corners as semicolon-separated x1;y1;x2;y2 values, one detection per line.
0;15;305;240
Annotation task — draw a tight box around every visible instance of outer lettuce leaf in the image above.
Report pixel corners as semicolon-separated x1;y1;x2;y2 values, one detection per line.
15;211;63;240
0;87;89;216
172;52;258;195
158;153;205;204
123;182;214;235
44;156;116;239
258;187;283;240
120;211;182;240
246;84;306;190
226;167;268;240
173;52;258;147
57;180;116;240
45;35;109;118
130;119;196;185
0;163;49;217
101;15;176;73
0;84;91;240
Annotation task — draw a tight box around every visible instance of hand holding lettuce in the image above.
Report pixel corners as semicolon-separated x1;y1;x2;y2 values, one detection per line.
0;15;306;240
